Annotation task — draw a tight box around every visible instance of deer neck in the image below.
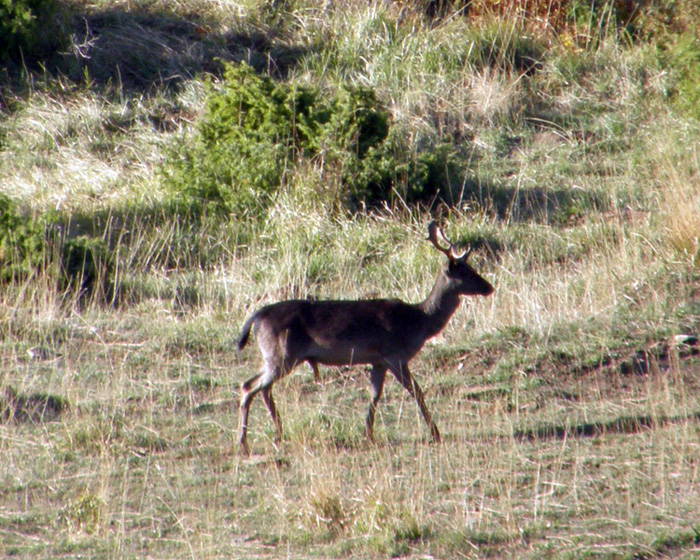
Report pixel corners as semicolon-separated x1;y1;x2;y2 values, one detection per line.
418;269;461;338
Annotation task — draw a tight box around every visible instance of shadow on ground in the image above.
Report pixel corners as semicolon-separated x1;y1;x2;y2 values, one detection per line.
513;411;700;441
3;2;310;92
1;386;68;424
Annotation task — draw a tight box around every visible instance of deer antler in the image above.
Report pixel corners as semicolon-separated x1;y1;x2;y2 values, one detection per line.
427;221;451;255
427;221;471;261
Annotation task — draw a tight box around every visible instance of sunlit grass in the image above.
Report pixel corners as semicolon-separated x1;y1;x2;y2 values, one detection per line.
2;0;700;558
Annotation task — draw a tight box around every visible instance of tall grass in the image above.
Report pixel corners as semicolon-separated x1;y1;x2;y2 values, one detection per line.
2;0;700;558
649;118;700;266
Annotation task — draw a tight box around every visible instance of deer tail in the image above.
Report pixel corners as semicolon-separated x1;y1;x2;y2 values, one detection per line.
236;312;258;351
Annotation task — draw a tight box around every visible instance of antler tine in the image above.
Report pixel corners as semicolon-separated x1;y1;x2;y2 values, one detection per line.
454;245;471;261
427;221;451;255
427;221;471;261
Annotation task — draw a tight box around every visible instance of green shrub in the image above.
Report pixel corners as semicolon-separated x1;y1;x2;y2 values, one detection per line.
666;34;700;121
320;85;391;207
163;63;389;214
345;135;465;207
0;195;114;302
0;194;45;282
163;62;472;215
0;0;63;66
163;63;331;216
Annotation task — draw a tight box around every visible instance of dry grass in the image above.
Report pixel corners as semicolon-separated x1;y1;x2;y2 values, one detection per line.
650;122;700;266
2;0;700;558
2;303;699;559
2;204;699;558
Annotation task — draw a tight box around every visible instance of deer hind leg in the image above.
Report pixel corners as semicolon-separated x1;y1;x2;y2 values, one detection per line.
261;386;282;446
388;362;441;444
238;360;281;456
365;365;387;443
238;349;301;456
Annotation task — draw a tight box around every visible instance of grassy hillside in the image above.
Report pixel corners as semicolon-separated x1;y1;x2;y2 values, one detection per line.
1;0;700;558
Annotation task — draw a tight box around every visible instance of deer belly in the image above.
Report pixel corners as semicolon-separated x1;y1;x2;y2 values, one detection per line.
311;345;383;367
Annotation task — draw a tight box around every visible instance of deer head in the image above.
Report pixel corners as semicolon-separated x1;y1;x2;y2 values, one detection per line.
427;221;493;297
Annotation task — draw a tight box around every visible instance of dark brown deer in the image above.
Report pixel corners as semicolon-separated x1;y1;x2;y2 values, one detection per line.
236;221;494;456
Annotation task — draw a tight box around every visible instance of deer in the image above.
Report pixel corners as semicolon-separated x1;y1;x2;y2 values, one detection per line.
235;221;494;456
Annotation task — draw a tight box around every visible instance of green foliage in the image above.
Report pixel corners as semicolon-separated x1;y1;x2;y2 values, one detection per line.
566;0;627;40
347;135;466;206
163;62;469;215
163;63;304;216
0;0;39;60
323;86;390;206
327;86;390;159
0;194;45;282
163;64;304;215
0;195;114;302
0;0;63;65
666;34;700;120
163;63;392;214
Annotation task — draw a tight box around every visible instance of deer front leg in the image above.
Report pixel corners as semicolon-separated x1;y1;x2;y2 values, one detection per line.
365;365;387;443
389;363;441;444
308;360;321;383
